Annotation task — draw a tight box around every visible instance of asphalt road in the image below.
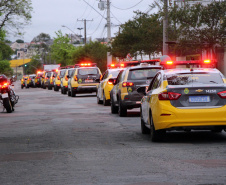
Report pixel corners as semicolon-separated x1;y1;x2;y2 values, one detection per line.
0;81;226;185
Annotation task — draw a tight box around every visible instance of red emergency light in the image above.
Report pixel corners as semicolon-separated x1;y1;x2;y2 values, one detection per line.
74;63;97;68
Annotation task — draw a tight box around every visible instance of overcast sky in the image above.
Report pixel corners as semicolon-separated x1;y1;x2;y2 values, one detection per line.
7;0;154;42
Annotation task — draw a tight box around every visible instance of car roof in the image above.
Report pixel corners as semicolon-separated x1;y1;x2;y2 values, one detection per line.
108;68;121;72
163;68;220;75
126;64;162;70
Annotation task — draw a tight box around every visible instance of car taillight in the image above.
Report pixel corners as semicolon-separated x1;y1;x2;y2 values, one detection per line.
65;76;68;81
122;82;134;87
29;78;31;80
1;83;9;88
57;76;60;80
74;75;78;81
217;91;226;99
107;80;113;85
158;92;181;100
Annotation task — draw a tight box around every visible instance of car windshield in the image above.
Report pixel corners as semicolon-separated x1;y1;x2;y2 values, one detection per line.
167;72;224;85
78;68;99;75
128;68;161;80
110;70;120;78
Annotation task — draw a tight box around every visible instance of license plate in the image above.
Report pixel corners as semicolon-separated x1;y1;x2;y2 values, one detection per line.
189;96;210;103
1;93;8;98
85;80;93;83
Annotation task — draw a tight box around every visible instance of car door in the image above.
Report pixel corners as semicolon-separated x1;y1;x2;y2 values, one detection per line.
112;70;124;105
142;73;162;124
98;71;108;100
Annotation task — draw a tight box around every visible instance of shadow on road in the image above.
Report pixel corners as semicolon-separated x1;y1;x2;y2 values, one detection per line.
127;111;140;117
138;131;226;144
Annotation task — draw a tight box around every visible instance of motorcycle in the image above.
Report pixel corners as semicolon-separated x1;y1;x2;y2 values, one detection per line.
0;81;19;113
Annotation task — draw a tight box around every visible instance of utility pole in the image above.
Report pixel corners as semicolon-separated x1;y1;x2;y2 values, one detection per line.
163;0;169;55
97;0;112;65
106;0;112;65
77;19;93;44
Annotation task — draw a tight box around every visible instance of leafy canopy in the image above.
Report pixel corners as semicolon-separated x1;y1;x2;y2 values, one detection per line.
0;0;33;36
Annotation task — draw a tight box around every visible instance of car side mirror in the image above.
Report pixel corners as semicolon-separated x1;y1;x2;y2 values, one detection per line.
108;78;116;85
67;75;69;78
137;86;146;95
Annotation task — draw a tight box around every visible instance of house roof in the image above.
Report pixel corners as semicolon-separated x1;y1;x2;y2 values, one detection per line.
10;59;31;67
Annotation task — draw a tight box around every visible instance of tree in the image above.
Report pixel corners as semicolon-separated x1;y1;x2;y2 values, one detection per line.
16;39;24;43
72;42;108;72
168;1;226;57
32;33;51;42
0;41;14;60
111;12;162;59
50;31;76;66
25;55;42;74
0;0;32;36
0;60;13;76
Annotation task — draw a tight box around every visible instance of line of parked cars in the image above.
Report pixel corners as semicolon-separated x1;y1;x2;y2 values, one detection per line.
21;58;226;141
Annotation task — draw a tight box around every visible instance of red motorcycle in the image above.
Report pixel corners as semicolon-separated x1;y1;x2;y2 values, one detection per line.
0;75;19;113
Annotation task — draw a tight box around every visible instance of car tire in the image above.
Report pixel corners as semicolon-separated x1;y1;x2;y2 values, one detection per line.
68;88;71;96
62;87;67;94
103;91;110;106
21;85;23;89
71;88;76;97
149;113;165;142
54;85;57;91
111;95;118;114
141;109;150;134
118;99;127;117
97;94;103;104
48;84;52;90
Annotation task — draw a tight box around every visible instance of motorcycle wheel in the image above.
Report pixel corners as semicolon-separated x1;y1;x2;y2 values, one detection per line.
3;97;13;113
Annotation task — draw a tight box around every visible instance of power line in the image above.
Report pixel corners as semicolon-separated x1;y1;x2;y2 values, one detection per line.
82;0;106;19
111;0;144;10
110;11;122;24
88;10;106;36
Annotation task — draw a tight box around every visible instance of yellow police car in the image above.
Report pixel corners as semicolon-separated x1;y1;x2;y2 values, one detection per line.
43;71;52;89
21;75;28;89
61;68;74;94
67;63;102;97
34;71;43;87
139;68;226;142
47;70;58;90
54;68;65;91
97;68;121;105
110;64;162;116
26;74;36;88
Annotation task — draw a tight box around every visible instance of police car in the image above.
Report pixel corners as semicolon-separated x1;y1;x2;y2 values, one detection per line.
67;63;102;97
34;71;43;87
97;67;121;106
53;67;65;91
110;63;162;116
139;59;226;141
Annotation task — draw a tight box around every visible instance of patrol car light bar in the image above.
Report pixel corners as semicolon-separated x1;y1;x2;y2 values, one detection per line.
74;63;97;68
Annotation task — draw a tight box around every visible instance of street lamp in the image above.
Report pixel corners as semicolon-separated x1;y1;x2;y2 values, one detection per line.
62;25;74;43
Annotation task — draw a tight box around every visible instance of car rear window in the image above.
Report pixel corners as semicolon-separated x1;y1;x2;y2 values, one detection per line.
78;68;99;75
128;68;161;80
167;72;224;85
